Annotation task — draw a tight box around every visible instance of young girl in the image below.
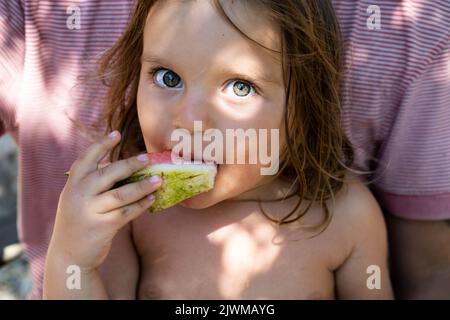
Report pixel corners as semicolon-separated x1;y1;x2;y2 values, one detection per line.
44;0;393;299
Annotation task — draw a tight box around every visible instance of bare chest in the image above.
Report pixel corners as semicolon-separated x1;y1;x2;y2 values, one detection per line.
132;207;337;299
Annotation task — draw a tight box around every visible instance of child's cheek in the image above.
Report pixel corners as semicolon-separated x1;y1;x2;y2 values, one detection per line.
139;118;171;152
220;163;266;195
136;83;170;149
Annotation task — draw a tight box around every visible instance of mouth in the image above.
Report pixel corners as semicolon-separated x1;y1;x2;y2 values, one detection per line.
177;149;217;165
177;150;221;184
174;150;222;207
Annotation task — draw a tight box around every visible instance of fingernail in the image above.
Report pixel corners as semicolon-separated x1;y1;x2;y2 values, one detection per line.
137;154;149;162
147;194;155;201
148;176;161;184
108;131;119;139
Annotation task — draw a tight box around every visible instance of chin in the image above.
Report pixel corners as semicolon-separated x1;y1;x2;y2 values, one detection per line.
179;164;262;210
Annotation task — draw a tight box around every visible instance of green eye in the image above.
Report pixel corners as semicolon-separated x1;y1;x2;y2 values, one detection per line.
233;81;250;96
226;80;255;97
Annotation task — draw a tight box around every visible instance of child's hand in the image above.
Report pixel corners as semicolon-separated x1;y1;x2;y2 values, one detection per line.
48;131;161;272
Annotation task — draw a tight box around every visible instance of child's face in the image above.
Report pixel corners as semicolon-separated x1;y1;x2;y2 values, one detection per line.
137;0;286;209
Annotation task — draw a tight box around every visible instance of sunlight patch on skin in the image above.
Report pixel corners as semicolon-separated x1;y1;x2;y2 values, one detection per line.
206;218;281;298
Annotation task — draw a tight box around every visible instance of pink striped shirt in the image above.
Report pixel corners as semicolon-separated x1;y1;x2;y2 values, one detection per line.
332;0;450;219
1;0;449;299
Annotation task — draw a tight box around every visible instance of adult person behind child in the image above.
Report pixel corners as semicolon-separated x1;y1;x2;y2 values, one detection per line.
331;1;450;299
0;0;449;299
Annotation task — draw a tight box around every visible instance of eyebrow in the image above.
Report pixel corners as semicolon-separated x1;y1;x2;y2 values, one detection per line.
141;53;281;86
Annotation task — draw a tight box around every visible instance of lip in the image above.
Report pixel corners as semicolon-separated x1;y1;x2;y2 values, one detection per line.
177;150;217;164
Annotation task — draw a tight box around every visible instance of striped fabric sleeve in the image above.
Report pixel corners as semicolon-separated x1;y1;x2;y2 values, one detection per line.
374;38;450;220
0;0;24;136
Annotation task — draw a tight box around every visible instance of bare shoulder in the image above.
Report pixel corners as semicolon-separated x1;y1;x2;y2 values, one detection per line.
334;173;384;223
325;172;388;253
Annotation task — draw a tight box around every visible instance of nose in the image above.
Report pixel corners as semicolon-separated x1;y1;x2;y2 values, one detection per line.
171;86;212;133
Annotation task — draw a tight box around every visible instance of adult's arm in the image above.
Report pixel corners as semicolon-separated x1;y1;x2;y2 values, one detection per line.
0;0;25;137
373;35;450;220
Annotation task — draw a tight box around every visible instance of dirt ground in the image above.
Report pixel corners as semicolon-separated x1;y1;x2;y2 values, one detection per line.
0;134;32;299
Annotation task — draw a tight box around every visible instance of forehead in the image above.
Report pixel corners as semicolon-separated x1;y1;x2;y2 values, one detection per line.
143;0;282;81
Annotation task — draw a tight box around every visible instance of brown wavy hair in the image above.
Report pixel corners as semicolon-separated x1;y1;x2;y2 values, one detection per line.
95;0;354;232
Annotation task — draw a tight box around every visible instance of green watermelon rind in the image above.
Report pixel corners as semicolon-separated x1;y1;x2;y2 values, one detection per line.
114;166;215;212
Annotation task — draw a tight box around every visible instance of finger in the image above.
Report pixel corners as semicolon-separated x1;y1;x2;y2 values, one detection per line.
93;175;161;212
70;131;121;181
82;153;152;195
101;194;156;227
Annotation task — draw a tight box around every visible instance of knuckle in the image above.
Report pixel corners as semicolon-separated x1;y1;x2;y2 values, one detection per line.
96;166;108;178
112;188;125;202
136;200;147;210
119;206;132;217
128;159;144;176
125;157;136;168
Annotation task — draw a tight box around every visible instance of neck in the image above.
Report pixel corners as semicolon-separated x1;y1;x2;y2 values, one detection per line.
230;175;298;202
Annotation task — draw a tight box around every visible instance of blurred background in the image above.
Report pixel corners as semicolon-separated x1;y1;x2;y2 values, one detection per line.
0;134;32;299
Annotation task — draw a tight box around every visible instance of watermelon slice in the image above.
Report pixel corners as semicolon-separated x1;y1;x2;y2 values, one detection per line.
66;151;217;212
117;151;217;212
